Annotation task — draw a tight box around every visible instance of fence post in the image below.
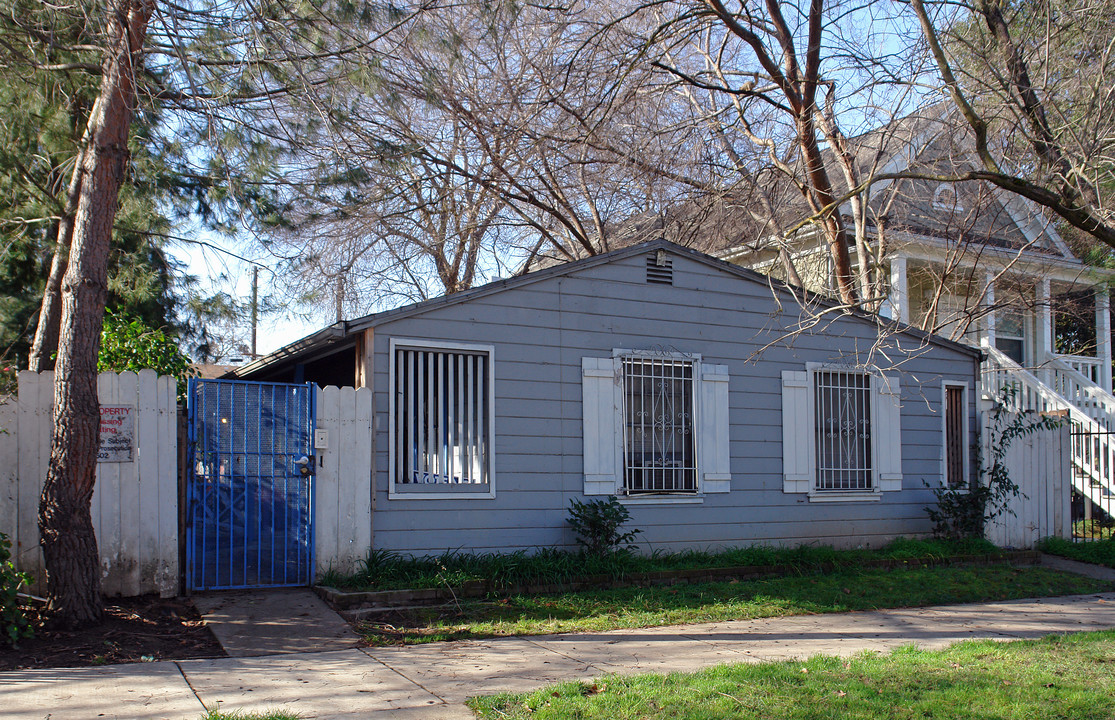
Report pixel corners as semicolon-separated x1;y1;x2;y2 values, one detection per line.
177;406;188;595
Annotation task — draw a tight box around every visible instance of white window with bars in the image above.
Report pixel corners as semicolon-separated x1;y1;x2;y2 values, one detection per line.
621;356;697;494
781;366;903;498
581;352;731;499
389;339;494;498
813;369;873;491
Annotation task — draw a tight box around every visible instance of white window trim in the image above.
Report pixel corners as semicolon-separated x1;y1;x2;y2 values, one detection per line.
618;496;706;506
804;362;884;501
941;380;971;491
807;493;882;503
613;349;703;500
388;337;496;500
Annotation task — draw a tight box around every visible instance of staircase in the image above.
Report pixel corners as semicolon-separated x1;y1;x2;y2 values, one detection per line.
981;343;1115;519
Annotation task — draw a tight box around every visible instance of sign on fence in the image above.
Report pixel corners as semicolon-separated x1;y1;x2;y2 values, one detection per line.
98;405;134;462
1;370;179;597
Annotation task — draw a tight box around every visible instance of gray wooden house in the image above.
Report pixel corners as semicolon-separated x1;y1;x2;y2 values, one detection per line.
234;240;979;557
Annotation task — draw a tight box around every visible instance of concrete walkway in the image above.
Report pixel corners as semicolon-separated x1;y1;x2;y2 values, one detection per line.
1040;552;1115;582
4;591;1115;720
193;589;360;657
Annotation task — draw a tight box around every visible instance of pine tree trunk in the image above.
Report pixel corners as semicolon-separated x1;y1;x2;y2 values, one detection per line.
38;0;155;628
28;151;84;373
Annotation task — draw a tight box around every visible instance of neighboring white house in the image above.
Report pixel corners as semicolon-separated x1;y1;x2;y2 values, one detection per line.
710;110;1115;526
719;112;1112;389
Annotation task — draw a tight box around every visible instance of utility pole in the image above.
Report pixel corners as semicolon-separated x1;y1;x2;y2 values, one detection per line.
336;274;344;324
250;267;259;359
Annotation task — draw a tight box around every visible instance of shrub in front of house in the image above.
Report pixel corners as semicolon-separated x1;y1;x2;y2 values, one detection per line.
566;496;642;557
1;531;33;647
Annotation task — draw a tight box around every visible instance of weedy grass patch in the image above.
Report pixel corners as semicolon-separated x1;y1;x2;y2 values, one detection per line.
323;537;999;592
200;710;301;720
357;564;1110;646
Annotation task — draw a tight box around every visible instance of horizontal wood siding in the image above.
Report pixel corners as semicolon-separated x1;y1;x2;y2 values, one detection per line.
367;252;979;555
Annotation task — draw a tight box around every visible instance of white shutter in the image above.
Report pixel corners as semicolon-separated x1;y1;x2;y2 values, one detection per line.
698;364;731;493
876;373;903;491
781;370;811;493
582;356;619;495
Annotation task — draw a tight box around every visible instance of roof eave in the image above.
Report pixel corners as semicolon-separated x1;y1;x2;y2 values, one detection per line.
241;237;982;373
231;322;350;378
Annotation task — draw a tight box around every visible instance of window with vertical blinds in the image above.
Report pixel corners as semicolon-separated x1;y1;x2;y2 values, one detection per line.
814;369;873;491
944;385;967;489
392;343;492;493
622;356;697;494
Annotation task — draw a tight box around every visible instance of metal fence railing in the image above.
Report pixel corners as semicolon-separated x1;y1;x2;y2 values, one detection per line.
1071;427;1115;542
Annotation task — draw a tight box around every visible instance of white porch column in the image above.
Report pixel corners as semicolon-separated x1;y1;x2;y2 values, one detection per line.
984;271;996;348
1036;279;1052;384
1098;288;1112;392
889;255;909;324
1037;279;1052;360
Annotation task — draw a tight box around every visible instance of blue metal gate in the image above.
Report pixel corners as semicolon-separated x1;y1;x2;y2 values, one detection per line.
186;379;315;591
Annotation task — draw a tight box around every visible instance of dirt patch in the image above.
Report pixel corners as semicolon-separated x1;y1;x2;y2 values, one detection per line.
0;595;225;670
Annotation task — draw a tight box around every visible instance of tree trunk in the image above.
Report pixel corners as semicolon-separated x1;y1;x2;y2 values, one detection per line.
908;0;1115;247
39;0;155;628
28;151;85;373
797;116;857;306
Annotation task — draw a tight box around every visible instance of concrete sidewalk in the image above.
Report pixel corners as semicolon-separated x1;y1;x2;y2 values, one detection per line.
4;592;1115;720
193;589;360;658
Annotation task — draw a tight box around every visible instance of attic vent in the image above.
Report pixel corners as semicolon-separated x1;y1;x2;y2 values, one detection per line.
933;184;964;212
646;252;673;285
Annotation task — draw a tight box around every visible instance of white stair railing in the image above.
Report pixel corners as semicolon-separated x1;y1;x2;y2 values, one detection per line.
981;344;1115;516
1042;353;1115;431
1055;354;1104;386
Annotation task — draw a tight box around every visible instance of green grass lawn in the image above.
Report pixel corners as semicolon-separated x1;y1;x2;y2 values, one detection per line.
1039;536;1115;568
357;564;1111;646
469;630;1115;720
324;537;999;592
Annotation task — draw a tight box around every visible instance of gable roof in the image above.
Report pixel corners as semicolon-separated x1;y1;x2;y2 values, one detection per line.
527;107;1077;269
837;107;1074;259
234;238;981;378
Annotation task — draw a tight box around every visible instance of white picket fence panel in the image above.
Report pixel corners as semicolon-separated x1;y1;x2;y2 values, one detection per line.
313;385;374;577
984;417;1071;549
2;374;375;595
0;370;178;597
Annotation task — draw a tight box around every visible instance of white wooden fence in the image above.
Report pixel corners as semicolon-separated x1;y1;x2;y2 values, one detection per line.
984;416;1071;548
313;385;374;576
0;370;179;597
1;374;373;598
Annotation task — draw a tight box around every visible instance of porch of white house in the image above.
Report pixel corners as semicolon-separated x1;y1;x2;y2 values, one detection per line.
886;252;1115;530
885;253;1113;390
